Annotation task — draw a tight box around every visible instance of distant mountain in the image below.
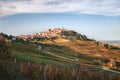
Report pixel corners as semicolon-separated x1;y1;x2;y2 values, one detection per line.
102;41;120;48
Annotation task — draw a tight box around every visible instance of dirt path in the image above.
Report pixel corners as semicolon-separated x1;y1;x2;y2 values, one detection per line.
45;51;78;62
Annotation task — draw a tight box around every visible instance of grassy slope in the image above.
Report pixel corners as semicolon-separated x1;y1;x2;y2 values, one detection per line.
9;42;78;67
52;39;120;60
10;38;120;67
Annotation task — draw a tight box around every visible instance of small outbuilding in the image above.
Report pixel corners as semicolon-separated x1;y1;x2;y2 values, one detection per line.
38;45;42;50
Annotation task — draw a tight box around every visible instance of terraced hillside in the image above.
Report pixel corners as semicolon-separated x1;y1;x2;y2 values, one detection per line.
1;31;120;80
9;37;120;69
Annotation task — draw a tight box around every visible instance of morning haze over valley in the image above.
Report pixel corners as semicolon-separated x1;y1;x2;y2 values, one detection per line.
0;0;120;80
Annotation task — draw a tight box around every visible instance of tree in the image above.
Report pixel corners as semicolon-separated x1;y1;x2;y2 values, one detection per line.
0;35;10;60
0;32;9;39
0;35;11;79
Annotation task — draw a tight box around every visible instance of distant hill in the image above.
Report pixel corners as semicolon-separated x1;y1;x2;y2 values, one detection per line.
102;41;120;48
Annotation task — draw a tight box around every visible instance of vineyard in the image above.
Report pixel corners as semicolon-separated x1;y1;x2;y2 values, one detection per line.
1;37;120;80
1;61;120;80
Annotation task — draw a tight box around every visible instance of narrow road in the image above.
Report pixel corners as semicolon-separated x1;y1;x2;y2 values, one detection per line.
100;67;120;74
45;51;77;62
45;51;120;74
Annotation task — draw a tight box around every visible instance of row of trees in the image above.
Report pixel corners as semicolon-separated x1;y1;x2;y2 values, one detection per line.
0;32;14;40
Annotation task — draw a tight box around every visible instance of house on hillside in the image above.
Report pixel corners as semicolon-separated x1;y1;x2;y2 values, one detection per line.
9;37;16;42
107;59;116;69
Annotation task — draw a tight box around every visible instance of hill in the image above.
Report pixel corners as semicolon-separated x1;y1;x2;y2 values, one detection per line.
10;28;120;60
0;28;120;80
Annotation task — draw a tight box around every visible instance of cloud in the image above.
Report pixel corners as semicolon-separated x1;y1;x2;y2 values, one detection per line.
0;0;120;17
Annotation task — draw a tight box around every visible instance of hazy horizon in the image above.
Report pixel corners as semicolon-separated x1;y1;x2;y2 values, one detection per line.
0;0;120;40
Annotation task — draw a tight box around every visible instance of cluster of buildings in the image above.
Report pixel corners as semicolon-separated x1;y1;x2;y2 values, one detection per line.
15;28;76;41
33;28;66;38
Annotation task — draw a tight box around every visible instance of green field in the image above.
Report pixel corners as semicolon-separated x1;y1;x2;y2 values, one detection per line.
10;41;95;67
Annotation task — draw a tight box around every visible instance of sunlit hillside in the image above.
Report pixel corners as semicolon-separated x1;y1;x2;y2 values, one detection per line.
0;28;120;80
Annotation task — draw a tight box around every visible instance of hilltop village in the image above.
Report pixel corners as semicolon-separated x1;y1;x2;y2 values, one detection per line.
18;28;72;40
14;28;87;41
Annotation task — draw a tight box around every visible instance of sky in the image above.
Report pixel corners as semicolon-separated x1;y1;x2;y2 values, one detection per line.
0;0;120;40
